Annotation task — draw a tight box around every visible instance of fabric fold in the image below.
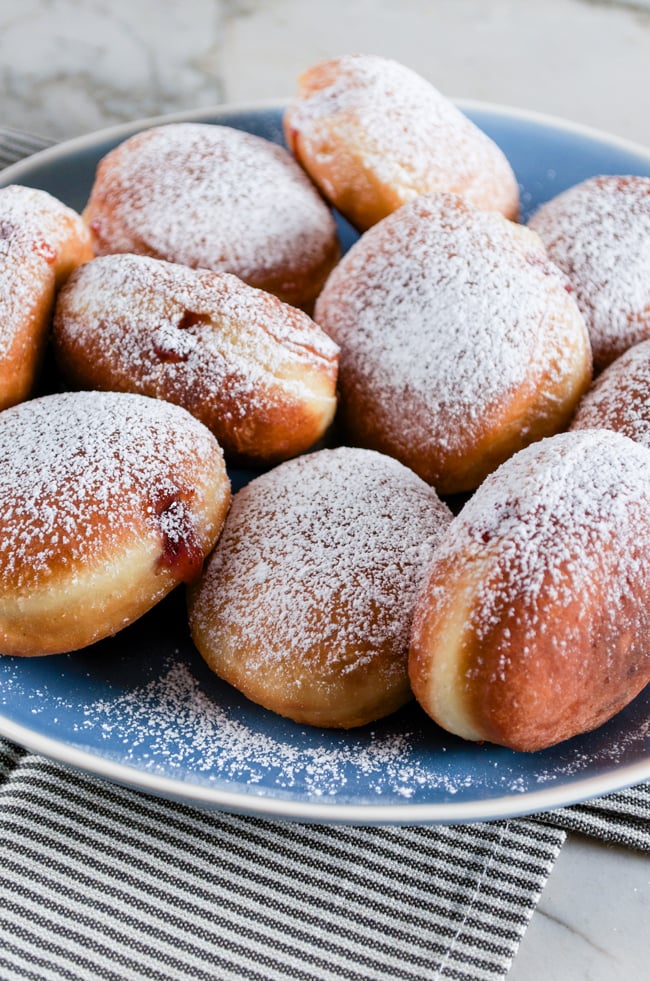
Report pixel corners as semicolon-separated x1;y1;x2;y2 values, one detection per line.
0;744;564;981
535;783;650;852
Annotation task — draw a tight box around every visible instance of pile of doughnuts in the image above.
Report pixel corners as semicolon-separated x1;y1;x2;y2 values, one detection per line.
2;53;650;753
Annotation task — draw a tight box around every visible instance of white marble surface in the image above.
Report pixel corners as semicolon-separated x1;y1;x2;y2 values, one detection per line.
1;1;650;978
1;0;650;147
510;834;650;980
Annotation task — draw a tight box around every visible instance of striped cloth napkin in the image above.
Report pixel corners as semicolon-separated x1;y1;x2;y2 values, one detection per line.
0;738;563;981
0;126;52;170
0;124;648;981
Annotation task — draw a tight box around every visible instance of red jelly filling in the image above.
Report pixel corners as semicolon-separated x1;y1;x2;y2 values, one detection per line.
154;488;204;583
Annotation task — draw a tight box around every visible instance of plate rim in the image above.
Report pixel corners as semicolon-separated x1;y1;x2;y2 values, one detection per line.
3;709;649;824
2;97;650;186
1;97;649;824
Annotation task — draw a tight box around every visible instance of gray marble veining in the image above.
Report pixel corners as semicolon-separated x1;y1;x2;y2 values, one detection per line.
2;0;650;144
0;0;226;137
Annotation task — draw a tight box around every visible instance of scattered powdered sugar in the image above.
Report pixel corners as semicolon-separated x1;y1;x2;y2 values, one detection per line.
286;54;517;218
77;658;454;799
3;646;646;802
571;338;650;446
528;175;650;370
84;123;338;296
0;651;474;800
533;709;650;784
315;194;585;468
0;390;222;590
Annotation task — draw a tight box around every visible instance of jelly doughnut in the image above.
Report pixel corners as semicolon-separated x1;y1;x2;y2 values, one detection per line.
0;184;92;410
83;122;341;311
315;192;592;495
188;447;452;729
53;254;339;465
570;338;650;447
528;175;650;372
409;430;650;752
0;390;230;656
284;54;519;230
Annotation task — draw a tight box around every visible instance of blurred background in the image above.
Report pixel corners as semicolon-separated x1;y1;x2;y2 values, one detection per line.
1;0;649;145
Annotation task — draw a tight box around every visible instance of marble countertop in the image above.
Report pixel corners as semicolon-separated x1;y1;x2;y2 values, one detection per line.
1;0;650;147
2;1;650;978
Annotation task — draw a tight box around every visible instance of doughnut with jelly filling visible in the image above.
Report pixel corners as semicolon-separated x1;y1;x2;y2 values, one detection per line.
0;390;230;656
53;253;339;466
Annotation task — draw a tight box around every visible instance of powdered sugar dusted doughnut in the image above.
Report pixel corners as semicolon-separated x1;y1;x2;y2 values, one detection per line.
0;391;230;656
315;193;592;495
528;175;650;372
284;54;519;231
0;184;92;410
53;254;339;465
82;122;341;311
409;430;650;752
188;447;452;729
571;338;650;447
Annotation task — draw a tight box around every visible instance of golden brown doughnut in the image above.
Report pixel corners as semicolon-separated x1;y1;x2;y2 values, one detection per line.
53;253;339;466
188;447;452;729
571;338;650;447
314;192;592;495
284;54;519;231
0;390;230;656
409;429;650;752
0;184;92;410
528;175;650;373
82;122;341;311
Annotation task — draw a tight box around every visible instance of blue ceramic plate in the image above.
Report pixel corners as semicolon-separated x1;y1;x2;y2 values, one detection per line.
1;102;650;824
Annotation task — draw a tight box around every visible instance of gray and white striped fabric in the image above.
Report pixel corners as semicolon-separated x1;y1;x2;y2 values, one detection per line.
538;783;650;851
0;738;564;981
0;126;52;169
0;125;649;981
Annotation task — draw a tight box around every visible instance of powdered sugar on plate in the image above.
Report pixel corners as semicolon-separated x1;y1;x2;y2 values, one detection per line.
0;649;472;801
80;659;443;799
1;639;648;807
